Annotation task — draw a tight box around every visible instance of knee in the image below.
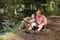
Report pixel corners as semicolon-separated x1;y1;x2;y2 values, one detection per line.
31;23;36;26
38;25;44;28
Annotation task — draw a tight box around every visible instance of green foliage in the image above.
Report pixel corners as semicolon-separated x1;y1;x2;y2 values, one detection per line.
0;0;60;35
0;20;20;34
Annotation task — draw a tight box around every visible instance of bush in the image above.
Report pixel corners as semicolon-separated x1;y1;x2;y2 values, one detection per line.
0;20;20;34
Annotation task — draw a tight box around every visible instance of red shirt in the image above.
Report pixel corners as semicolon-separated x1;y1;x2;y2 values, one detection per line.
36;15;47;25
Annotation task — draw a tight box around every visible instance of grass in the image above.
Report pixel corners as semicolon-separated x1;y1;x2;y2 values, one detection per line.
0;32;20;40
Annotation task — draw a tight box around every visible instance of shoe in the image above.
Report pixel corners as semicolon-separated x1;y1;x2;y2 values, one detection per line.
37;29;42;33
24;29;31;33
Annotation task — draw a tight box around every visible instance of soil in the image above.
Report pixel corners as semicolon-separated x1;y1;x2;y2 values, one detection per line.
15;16;60;40
7;17;60;40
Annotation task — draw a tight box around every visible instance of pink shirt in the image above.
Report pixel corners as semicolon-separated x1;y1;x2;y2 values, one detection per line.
36;15;47;25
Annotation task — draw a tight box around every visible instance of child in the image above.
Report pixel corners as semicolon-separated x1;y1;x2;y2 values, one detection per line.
23;14;36;28
29;14;35;24
28;14;36;31
24;14;36;33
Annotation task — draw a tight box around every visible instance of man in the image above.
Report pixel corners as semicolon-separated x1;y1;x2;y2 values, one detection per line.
28;10;47;32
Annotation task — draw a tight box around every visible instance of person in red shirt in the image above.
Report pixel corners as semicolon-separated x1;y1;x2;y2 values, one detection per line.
28;10;47;32
35;10;47;32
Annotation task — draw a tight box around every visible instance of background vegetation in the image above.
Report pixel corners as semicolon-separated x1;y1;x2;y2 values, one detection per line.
0;0;60;34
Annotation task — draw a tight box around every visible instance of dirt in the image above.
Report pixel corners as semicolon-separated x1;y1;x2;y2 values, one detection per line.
16;16;60;40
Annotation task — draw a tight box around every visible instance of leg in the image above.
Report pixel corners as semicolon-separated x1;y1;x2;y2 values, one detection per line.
28;26;33;30
19;21;28;29
19;21;25;29
28;23;36;30
37;24;44;32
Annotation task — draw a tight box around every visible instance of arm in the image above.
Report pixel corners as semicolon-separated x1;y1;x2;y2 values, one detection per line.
41;16;47;26
38;16;47;27
24;17;29;22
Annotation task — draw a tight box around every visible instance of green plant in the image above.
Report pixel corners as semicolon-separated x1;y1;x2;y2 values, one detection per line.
0;20;20;34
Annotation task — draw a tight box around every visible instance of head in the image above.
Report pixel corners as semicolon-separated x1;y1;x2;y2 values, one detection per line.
36;10;42;16
31;14;35;18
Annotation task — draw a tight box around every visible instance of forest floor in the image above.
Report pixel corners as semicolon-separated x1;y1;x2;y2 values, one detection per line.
2;16;60;40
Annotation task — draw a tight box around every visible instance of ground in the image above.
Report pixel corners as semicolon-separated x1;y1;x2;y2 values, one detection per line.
15;16;60;40
1;16;60;40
